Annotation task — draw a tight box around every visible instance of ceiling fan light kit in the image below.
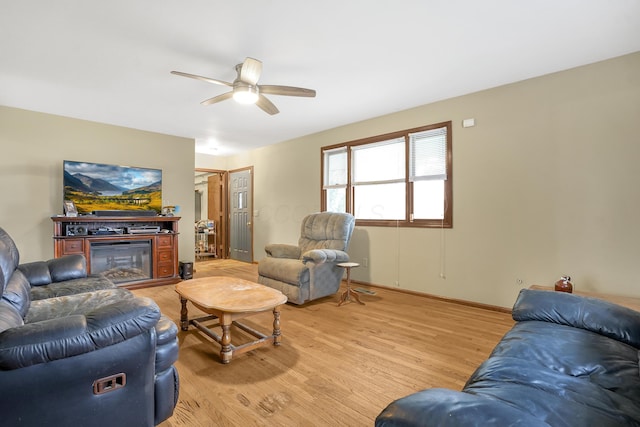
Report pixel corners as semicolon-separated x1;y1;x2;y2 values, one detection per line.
232;83;259;104
171;57;316;115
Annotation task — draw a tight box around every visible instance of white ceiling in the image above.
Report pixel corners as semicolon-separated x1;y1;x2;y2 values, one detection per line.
2;1;639;156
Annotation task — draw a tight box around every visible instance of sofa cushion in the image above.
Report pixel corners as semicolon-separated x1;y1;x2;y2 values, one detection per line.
16;260;52;286
375;388;546;427
258;275;308;305
464;356;640;426
47;255;86;282
25;288;136;323
513;289;640;348
18;254;88;286
257;257;309;287
30;274;116;300
489;321;640;396
298;211;355;253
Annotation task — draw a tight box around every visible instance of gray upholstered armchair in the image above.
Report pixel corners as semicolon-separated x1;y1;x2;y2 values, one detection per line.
258;212;355;305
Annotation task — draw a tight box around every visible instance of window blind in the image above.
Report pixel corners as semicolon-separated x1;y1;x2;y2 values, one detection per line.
323;147;347;188
409;126;447;182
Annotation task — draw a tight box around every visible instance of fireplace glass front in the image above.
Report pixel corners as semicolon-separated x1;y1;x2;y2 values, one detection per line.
90;240;152;284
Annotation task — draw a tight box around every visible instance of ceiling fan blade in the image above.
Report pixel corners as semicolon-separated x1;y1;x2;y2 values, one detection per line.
239;57;262;85
256;94;279;115
259;85;316;97
200;91;234;106
170;71;232;87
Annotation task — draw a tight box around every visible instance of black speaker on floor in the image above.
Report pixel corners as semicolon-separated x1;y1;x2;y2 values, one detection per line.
179;262;193;280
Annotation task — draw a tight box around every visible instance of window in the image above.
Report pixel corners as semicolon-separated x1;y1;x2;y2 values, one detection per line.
323;147;347;213
352;137;406;220
321;121;452;228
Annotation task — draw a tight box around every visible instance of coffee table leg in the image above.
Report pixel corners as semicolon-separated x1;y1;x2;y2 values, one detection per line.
220;316;233;364
179;297;189;331
273;307;282;346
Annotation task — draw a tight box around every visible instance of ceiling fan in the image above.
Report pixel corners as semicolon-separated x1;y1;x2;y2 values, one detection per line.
171;57;316;115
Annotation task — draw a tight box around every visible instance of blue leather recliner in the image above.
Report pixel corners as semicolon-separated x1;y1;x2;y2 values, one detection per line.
0;227;179;426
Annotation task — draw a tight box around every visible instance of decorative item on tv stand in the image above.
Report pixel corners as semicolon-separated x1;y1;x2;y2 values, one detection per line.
554;275;573;293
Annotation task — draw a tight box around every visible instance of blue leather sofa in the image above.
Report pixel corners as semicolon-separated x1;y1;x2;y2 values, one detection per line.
18;252;117;299
376;289;640;426
0;227;179;426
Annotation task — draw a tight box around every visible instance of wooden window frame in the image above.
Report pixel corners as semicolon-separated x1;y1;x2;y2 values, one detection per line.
321;121;452;228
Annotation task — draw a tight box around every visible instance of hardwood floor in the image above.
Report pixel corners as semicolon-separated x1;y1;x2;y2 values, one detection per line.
132;260;515;426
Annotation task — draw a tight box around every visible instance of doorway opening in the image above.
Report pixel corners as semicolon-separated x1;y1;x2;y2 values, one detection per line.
195;167;253;263
195;169;227;260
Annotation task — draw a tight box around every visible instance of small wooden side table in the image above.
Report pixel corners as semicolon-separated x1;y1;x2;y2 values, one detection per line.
337;262;364;306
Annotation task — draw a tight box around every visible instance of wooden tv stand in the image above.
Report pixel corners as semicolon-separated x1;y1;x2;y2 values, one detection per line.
51;215;181;288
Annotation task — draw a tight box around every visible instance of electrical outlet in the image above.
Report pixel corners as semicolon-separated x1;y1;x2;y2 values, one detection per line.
362;257;368;267
395;280;399;286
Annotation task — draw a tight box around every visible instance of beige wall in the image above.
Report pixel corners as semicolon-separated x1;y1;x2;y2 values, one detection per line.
215;52;640;308
0;107;196;264
4;52;637;309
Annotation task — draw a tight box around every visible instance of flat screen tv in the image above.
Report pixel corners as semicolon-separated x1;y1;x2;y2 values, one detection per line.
63;160;162;215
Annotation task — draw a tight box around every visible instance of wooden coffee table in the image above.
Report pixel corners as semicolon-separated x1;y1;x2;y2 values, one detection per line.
175;277;287;364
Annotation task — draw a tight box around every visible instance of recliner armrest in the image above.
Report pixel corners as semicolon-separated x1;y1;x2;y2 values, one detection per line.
265;244;301;259
302;249;349;264
155;315;179;373
18;254;87;286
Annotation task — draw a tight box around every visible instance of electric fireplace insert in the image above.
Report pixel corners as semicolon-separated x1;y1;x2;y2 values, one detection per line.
90;239;152;284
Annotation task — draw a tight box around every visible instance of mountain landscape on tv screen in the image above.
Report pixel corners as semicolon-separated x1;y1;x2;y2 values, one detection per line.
63;161;162;214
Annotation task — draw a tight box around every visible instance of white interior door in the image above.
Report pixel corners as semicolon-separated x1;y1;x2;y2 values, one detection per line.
229;169;252;262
